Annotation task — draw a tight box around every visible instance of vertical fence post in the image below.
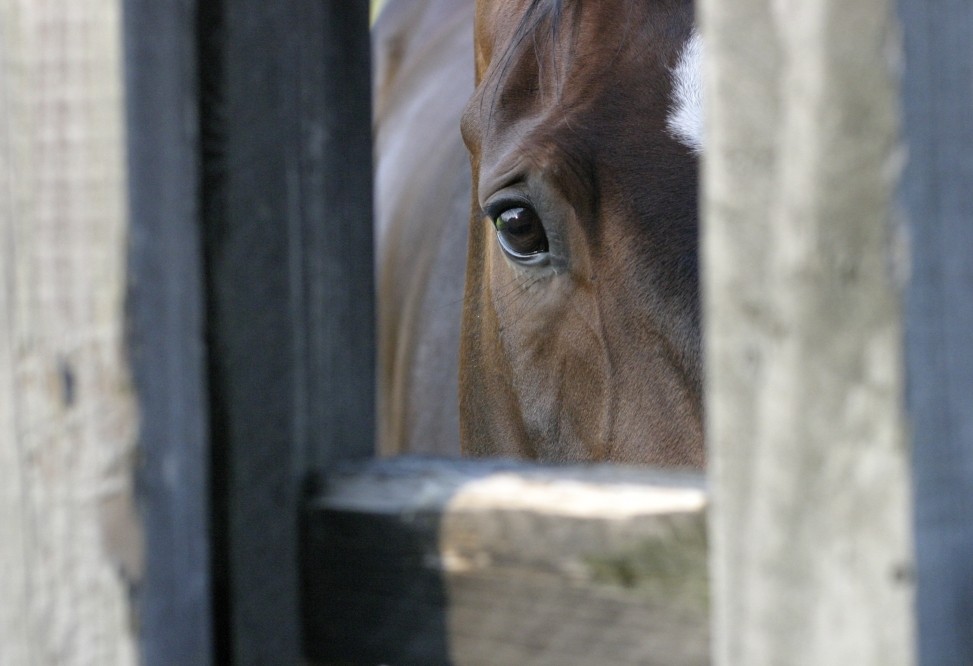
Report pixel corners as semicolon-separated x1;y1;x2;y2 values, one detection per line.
123;0;214;663
203;1;374;662
700;0;916;663
0;1;141;663
898;2;973;664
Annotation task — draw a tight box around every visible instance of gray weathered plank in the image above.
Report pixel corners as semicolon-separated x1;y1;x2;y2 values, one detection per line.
0;1;138;663
122;0;214;663
897;2;973;664
303;458;709;665
700;0;916;664
204;1;374;662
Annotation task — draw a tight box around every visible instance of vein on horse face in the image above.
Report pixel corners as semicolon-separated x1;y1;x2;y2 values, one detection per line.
667;31;704;154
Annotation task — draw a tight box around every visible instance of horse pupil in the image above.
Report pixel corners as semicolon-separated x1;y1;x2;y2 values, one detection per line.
497;207;548;257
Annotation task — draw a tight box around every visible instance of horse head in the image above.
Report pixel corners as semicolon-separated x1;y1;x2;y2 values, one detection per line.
459;0;704;465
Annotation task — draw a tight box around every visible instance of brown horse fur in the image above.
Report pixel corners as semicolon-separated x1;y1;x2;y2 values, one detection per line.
375;0;703;466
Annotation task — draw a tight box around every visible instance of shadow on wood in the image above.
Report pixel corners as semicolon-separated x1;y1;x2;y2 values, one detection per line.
302;457;708;665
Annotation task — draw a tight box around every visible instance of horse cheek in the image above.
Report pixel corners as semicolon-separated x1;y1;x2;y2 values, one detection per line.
499;290;611;462
460;226;535;458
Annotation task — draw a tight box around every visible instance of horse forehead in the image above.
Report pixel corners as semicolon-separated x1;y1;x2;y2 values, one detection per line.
486;2;693;98
667;32;704;153
478;0;693;63
467;0;700;157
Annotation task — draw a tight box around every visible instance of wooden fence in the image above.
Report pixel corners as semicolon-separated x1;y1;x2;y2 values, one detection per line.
1;0;970;664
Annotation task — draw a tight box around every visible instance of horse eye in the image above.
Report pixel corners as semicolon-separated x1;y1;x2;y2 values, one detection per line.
493;206;549;261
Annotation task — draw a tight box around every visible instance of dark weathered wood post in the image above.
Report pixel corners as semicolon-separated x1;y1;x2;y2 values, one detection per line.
898;3;973;664
124;0;214;663
202;1;374;662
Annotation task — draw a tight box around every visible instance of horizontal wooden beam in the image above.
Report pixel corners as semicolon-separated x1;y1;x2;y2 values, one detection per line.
302;457;708;665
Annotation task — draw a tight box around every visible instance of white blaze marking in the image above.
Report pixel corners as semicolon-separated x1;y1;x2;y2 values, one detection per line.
667;32;704;154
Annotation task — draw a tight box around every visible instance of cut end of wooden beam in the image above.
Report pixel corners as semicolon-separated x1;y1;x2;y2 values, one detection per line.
313;456;706;514
448;473;706;519
303;457;709;665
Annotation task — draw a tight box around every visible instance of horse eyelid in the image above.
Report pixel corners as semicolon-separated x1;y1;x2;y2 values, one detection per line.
483;195;536;223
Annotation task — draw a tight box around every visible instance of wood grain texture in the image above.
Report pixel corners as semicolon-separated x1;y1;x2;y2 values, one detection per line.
0;1;139;663
700;0;916;664
303;458;709;665
898;2;973;664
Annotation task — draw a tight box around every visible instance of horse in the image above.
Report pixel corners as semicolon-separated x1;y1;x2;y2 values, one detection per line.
373;0;475;457
374;0;704;466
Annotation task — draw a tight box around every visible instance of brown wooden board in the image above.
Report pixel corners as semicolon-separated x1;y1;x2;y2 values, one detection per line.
302;458;709;665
